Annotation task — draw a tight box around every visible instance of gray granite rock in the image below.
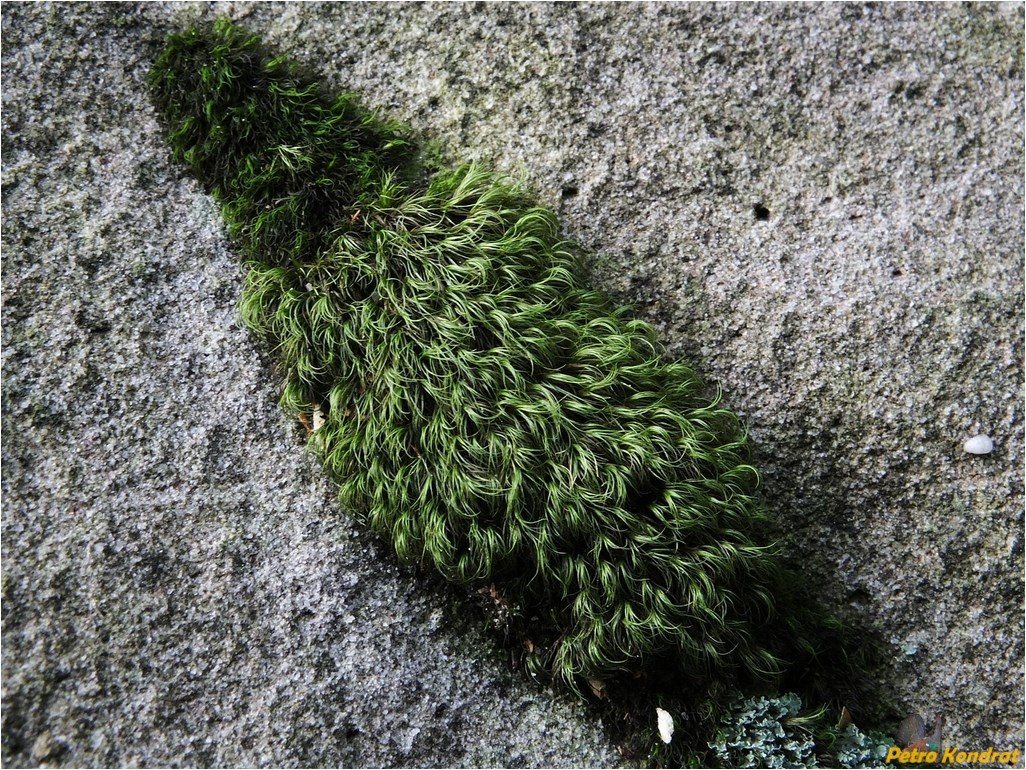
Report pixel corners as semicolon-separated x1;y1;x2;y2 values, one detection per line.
2;2;1022;767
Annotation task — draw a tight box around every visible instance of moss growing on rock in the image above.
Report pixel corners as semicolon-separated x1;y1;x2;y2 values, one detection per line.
149;19;843;694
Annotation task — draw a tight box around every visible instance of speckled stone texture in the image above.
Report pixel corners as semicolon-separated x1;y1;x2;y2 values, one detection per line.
2;2;1022;767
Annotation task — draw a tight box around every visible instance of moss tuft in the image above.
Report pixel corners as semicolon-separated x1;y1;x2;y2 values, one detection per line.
148;18;413;270
149;18;858;699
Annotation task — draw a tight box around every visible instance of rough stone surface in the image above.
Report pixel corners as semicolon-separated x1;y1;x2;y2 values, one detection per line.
2;2;1022;767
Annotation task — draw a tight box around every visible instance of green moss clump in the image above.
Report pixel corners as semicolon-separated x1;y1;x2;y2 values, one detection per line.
148;18;412;270
149;19;843;693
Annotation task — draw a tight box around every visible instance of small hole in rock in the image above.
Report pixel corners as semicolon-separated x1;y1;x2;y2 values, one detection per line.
753;203;771;221
561;186;579;199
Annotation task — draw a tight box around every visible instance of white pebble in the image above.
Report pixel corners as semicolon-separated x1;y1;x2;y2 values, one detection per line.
963;434;994;455
656;707;674;744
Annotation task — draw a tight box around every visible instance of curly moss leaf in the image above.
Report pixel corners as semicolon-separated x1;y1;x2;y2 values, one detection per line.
149;18;844;694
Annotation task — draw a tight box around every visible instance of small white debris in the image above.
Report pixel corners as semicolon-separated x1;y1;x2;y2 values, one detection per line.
656;707;674;744
312;404;326;432
963;434;994;455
